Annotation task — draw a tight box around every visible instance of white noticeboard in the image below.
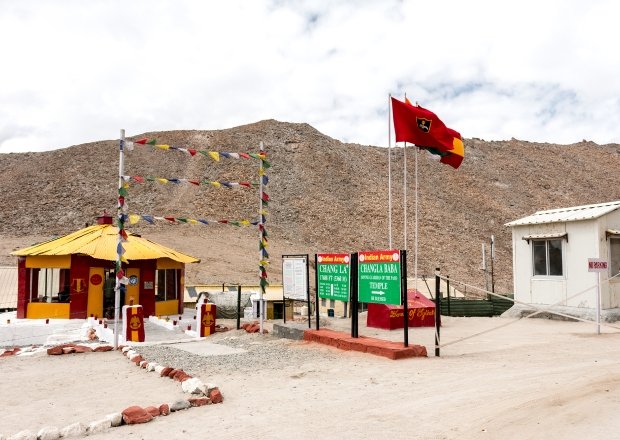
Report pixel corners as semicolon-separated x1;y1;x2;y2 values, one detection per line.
283;256;308;300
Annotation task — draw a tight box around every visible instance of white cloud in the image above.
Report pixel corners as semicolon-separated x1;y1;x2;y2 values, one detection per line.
1;0;619;152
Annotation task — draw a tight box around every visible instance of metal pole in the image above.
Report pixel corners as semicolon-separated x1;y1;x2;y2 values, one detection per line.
434;267;441;357
306;255;311;329
596;272;601;334
259;141;264;335
351;252;359;338
236;285;241;330
314;254;320;330
114;129;125;350
414;145;419;297
388;94;393;249
401;250;408;347
490;235;495;294
403;142;407;250
447;275;451;316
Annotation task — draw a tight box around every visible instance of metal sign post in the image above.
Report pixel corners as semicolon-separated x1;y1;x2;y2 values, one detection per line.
588;258;608;334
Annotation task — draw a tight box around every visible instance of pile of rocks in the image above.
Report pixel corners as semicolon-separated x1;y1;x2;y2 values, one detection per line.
241;321;269;334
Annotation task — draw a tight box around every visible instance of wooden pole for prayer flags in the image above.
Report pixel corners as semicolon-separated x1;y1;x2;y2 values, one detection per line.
114;129;125;350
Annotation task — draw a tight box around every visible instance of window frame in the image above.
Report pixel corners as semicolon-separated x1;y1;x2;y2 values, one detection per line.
531;238;564;277
609;236;620;277
155;269;179;301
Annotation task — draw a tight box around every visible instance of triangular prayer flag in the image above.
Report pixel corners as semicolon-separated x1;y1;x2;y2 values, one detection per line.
146;139;157;145
239;153;251;159
129;214;140;225
142;215;154;224
208;151;220;161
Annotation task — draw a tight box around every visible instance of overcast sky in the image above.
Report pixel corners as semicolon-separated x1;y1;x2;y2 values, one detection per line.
1;0;618;153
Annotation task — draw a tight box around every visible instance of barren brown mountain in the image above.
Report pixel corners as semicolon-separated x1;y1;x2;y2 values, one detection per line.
1;119;619;294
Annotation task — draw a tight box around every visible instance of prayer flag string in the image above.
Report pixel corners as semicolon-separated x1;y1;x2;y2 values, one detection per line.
121;175;259;189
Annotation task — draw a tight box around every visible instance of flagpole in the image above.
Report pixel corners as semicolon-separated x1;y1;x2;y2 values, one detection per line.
403;141;407;251
414;141;419;296
388;93;393;249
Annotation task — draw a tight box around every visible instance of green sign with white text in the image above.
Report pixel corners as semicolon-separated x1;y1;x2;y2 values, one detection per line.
358;250;401;305
317;253;350;301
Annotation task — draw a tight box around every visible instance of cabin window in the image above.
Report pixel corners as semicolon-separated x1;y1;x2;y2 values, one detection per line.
532;239;563;276
156;269;178;301
610;237;620;276
29;268;70;302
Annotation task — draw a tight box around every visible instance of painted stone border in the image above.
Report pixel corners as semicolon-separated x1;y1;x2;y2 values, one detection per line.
1;345;223;440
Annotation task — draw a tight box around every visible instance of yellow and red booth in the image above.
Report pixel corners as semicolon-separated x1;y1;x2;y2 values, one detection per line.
123;304;145;342
11;215;199;320
367;289;435;330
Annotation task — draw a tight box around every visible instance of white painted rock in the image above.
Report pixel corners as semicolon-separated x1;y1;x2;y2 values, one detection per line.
154;365;165;374
182;377;205;395
121;346;131;353
7;430;35;440
129;353;141;362
59;422;86;438
146;362;158;372
87;418;112;434
126;349;137;358
36;427;60;440
105;412;123;427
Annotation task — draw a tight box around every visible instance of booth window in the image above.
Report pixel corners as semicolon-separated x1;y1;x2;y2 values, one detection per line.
610;237;620;276
532;239;563;276
156;269;178;301
29;268;70;302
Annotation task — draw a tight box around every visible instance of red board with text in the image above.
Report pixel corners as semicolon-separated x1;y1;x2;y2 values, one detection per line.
366;289;435;329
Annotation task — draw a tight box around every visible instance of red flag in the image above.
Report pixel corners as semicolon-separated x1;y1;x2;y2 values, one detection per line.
391;97;457;152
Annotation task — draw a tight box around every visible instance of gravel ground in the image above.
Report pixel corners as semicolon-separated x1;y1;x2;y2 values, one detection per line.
135;329;342;377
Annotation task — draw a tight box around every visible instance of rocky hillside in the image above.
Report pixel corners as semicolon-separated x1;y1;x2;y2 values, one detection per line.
1;119;620;293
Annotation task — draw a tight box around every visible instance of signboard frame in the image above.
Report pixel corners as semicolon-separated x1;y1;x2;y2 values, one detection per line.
282;254;311;327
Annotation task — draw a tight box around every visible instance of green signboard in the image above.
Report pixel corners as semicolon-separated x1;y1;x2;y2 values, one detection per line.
358;250;401;305
317;253;350;301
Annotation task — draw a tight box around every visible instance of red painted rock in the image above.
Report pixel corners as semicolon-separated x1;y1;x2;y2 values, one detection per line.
145;406;160;417
1;348;18;357
93;345;113;352
74;345;93;353
121;406;153;425
167;369;179;378
177;373;192;382
173;370;190;381
62;346;76;354
159;404;170;416
241;323;250;330
46;346;64;356
189;397;210;407
208;388;223;404
140;361;148;369
160;367;173;377
132;355;144;365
